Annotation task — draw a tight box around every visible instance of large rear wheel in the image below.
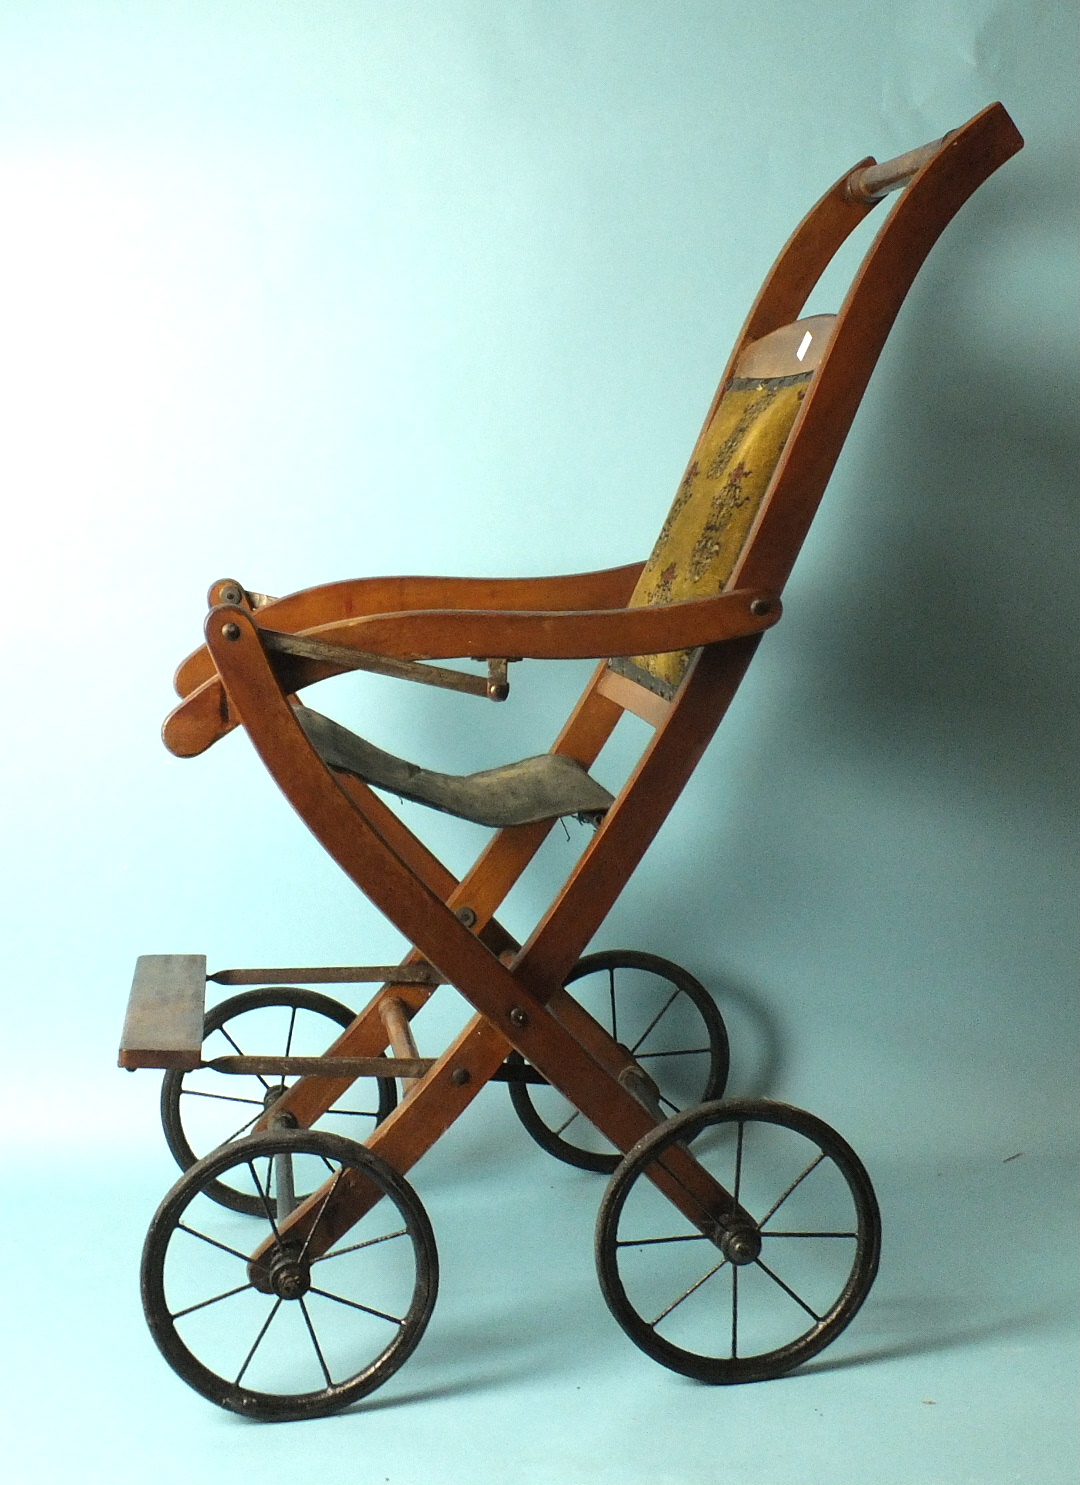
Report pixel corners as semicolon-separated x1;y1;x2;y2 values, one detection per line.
595;1098;880;1382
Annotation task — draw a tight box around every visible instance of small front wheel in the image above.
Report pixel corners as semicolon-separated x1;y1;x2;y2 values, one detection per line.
595;1099;880;1383
142;1130;438;1420
508;951;730;1173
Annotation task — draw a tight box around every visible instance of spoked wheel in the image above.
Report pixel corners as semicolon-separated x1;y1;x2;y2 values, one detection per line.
595;1099;880;1382
161;988;397;1215
508;951;730;1173
142;1129;438;1421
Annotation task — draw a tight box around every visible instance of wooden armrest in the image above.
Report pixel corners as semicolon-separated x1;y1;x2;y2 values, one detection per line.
285;586;781;661
119;954;207;1070
174;563;645;697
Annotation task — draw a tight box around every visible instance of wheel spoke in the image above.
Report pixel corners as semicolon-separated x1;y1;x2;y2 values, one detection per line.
636;1047;710;1059
753;1257;822;1321
322;1106;381;1118
179;1088;265;1108
553;1108;583;1137
177;1222;250;1263
608;967;618;1042
299;1297;334;1387
247;1159;283;1242
298;1167;344;1264
308;1287;404;1326
312;1228;408;1263
629;988;681;1055
219;1108;267;1145
616;1231;709;1248
765;1230;857;1238
648;1256;729;1328
758;1152;827;1227
234;1298;282;1384
171;1281;255;1320
733;1121;744;1205
283;1005;299;1060
731;1263;739;1359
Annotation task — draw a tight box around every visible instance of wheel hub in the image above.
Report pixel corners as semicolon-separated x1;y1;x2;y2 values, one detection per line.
268;1246;311;1301
717;1218;761;1266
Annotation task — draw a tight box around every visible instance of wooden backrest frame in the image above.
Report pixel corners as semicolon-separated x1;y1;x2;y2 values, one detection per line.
512;102;1023;995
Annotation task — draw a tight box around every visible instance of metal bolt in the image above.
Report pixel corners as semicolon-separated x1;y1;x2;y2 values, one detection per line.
749;597;772;617
718;1220;761;1266
220;584;243;604
222;621;242;641
509;1007;528;1028
454;905;477;928
450;1067;471;1087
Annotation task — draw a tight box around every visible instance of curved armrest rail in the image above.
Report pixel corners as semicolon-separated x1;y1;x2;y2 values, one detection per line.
174;563;645;697
162;587;780;758
283;586;781;661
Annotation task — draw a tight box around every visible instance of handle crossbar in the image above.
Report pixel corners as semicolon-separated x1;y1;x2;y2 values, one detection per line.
845;130;954;204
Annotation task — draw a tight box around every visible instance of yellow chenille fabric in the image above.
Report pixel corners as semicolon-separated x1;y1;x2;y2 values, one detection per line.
616;372;811;694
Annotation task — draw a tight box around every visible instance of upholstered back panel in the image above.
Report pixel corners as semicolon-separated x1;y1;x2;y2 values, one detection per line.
611;369;811;696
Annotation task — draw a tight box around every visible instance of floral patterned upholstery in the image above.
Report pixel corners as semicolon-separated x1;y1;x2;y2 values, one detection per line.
610;371;811;696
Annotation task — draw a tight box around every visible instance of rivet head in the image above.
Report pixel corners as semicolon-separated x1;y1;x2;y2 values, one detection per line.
222;621;241;640
220;584;243;604
749;598;772;617
450;1067;471;1087
454;906;477;928
509;1007;528;1028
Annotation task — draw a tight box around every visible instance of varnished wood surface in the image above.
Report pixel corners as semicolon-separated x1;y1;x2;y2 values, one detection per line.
733;315;836;379
203;610;742;1258
258;586;780;660
732;103;1023;598
596;666;671;727
119;954;207;1070
154;106;1024;1273
162;586;778;757
174;563;645;698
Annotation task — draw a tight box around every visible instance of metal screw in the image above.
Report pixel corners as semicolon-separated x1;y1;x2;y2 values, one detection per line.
222;621;241;640
509;1007;528;1028
454;905;477;928
749;597;773;617
220;584;243;604
450;1067;471;1087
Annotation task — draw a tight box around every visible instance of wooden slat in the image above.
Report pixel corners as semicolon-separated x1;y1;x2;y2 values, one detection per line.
596;667;671;727
119;954;207;1070
732;314;837;379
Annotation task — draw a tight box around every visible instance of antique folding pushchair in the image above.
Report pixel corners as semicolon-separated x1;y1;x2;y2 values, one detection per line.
120;103;1022;1420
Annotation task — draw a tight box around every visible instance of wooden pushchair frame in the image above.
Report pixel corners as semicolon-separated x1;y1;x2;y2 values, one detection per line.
122;103;1023;1419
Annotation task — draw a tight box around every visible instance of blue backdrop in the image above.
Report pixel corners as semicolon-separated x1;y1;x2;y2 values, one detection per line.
0;4;1075;1482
